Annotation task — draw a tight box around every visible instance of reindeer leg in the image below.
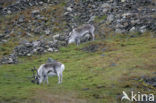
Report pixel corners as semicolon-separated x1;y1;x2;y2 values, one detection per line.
75;37;80;46
46;76;49;85
43;79;45;84
60;73;63;83
43;75;46;84
89;28;95;41
57;73;61;84
91;32;95;41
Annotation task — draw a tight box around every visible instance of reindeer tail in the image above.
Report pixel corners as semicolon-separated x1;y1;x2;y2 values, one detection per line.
61;64;65;71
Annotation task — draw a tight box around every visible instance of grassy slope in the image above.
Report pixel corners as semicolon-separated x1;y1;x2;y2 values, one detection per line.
0;35;156;103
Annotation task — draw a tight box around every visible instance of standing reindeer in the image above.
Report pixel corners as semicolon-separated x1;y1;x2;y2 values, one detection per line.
32;60;65;84
68;24;95;46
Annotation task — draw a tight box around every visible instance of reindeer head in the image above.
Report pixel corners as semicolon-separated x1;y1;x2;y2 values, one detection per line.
31;66;40;84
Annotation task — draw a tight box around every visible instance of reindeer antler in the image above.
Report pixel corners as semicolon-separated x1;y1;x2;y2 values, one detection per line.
30;67;37;84
31;67;35;78
33;66;39;76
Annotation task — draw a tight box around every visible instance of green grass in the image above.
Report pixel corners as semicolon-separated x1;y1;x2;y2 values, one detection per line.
94;15;107;23
0;35;156;103
0;39;19;57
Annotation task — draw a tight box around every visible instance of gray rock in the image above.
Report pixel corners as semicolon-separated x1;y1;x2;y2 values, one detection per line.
101;3;111;8
47;48;53;52
32;10;40;14
19;39;29;45
107;14;114;24
129;27;136;32
34;27;41;34
44;29;51;35
0;34;5;40
88;16;96;23
121;0;126;2
115;29;123;33
53;34;60;40
114;0;120;5
32;41;40;47
0;0;43;15
7;10;12;14
27;53;32;56
13;39;60;57
66;7;72;12
0;54;18;64
26;32;33;37
18;15;25;23
139;26;146;33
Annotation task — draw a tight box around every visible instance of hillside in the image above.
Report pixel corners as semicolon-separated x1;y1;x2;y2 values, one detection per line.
0;35;156;103
0;0;156;103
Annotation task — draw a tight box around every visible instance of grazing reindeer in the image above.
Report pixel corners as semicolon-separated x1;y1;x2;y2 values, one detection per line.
32;60;65;85
68;24;95;46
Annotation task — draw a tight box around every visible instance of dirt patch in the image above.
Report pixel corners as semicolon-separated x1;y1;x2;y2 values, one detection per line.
33;89;87;103
81;43;107;52
81;44;99;52
81;42;118;53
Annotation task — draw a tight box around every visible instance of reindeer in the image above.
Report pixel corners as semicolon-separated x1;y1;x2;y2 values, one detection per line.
31;60;65;85
68;24;95;46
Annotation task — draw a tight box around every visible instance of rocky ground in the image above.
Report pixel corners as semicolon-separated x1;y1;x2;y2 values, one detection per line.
0;0;156;64
0;0;156;102
65;0;156;33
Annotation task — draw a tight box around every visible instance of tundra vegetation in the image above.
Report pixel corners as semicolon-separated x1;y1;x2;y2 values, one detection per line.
0;33;156;103
0;0;156;103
